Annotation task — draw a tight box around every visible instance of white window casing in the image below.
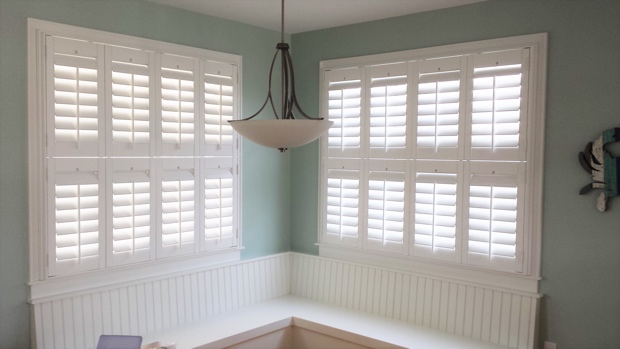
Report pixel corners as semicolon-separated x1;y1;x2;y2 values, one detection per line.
319;33;547;293
28;20;242;296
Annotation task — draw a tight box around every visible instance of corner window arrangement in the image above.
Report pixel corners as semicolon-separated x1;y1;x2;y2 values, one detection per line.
319;34;546;284
29;20;241;283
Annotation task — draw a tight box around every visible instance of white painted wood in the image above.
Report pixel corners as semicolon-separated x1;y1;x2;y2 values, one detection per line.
31;252;536;349
143;296;517;349
32;253;291;349
290;253;539;349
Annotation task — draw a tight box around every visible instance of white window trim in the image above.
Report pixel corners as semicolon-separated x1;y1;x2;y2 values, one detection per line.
27;19;243;299
318;33;547;294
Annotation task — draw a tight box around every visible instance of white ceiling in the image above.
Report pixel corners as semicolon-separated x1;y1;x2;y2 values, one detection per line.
149;0;486;34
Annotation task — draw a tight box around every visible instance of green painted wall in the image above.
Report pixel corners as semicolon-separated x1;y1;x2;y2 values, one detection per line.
290;1;620;348
0;0;290;347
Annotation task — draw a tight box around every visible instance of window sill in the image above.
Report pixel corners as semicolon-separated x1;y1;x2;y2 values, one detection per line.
29;248;242;304
318;244;540;295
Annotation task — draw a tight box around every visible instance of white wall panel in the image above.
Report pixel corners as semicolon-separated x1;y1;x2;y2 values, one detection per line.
32;252;536;349
290;253;539;349
32;253;291;349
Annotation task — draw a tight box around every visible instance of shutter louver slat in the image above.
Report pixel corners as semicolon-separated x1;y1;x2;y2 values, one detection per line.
49;158;103;276
160;160;197;258
470;50;528;161
466;161;524;272
326;68;362;157
468;185;517;257
416;57;463;159
161;55;196;156
413;166;458;262
367;165;407;254
369;64;408;158
203;161;236;250
161;179;195;251
111;181;151;263
108;158;152;266
109;47;152;156
203;62;236;155
325;172;360;246
204;177;234;244
49;37;102;157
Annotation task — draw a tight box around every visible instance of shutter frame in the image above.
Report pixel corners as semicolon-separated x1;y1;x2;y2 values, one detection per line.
412;160;463;263
201;156;237;251
367;63;409;159
365;160;409;255
415;57;467;160
202;61;237;156
47;36;105;158
106;158;155;266
323;158;364;248
106;45;155;157
324;67;364;158
48;158;105;276
464;161;526;273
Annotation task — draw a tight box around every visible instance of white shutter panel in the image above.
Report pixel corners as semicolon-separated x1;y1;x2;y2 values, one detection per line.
159;159;197;258
366;160;408;254
413;160;461;262
160;54;197;156
107;159;153;266
47;36;103;158
416;57;464;159
202;157;236;250
203;61;236;156
465;161;525;272
325;67;362;158
469;49;529;161
107;46;153;157
368;63;408;158
48;158;104;276
323;159;362;247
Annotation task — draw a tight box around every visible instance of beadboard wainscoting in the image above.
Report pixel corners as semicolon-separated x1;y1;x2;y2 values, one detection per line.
290;253;540;349
30;252;540;349
30;253;291;349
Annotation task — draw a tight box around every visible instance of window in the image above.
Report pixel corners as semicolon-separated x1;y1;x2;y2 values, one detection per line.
29;20;241;282
319;34;546;282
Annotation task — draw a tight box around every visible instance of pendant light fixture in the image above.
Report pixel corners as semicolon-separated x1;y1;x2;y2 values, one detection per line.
228;0;333;152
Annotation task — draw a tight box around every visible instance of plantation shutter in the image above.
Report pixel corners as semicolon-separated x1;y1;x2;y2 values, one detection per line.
107;46;153;157
366;161;407;254
465;161;525;272
368;63;408;158
203;61;237;156
107;159;153;266
160;54;198;156
202;157;236;250
323;159;363;247
48;158;104;276
469;49;529;161
46;36;104;158
416;57;464;159
159;159;198;258
325;67;363;158
413;160;461;262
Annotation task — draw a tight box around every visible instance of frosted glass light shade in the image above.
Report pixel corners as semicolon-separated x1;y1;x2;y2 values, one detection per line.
229;119;333;150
